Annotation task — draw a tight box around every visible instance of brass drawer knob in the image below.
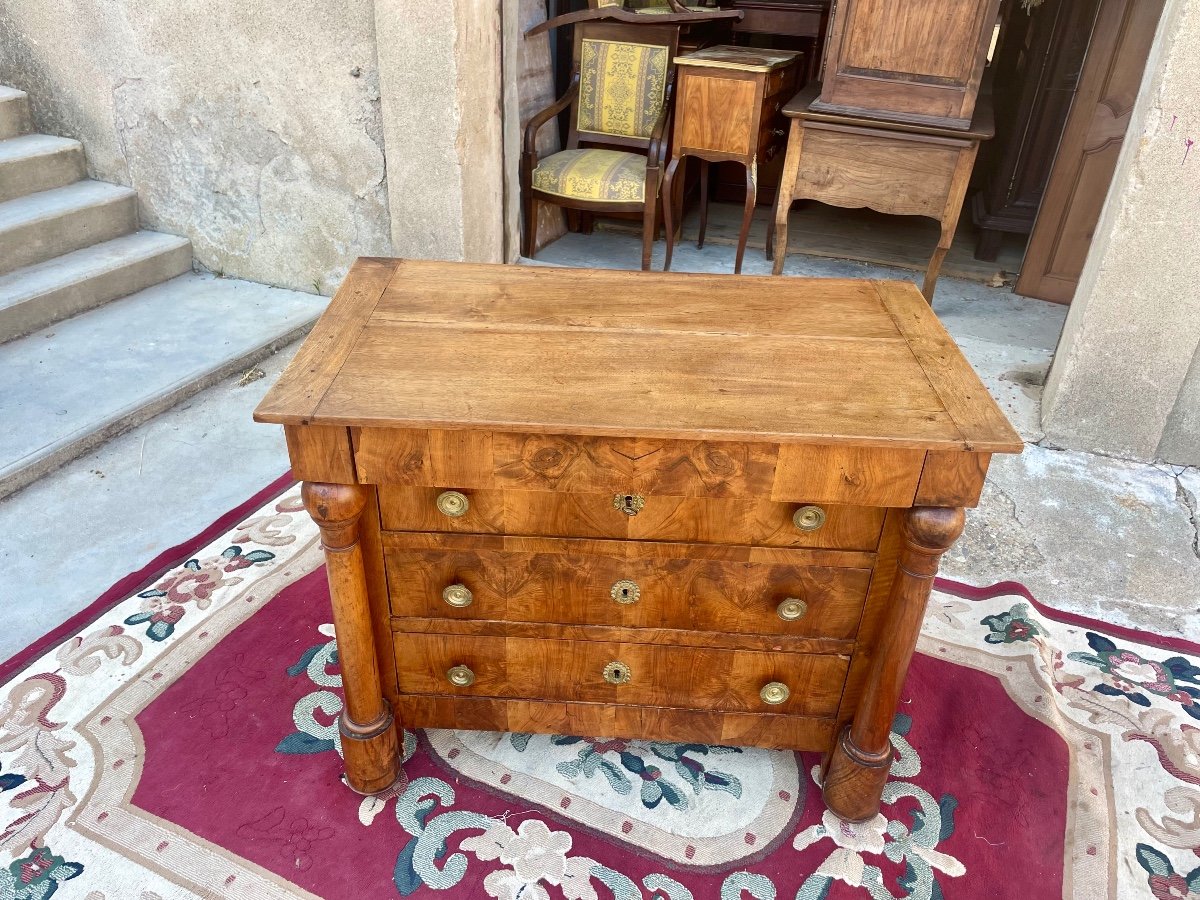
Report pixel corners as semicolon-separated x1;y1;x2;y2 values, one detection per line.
613;492;646;516
793;505;826;532
436;490;470;518
610;579;641;604
602;660;632;685
760;681;790;705
776;598;808;621
446;664;475;687
442;584;473;608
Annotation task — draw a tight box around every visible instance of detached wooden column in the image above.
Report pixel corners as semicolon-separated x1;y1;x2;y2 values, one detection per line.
822;506;965;822
302;482;401;795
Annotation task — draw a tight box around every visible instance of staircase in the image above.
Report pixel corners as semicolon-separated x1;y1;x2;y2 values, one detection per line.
0;85;326;500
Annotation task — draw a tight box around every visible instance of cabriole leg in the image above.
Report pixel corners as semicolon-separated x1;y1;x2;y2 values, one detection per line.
302;482;402;795
822;506;965;822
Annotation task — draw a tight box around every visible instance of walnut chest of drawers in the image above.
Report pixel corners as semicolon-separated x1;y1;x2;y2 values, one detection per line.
254;258;1022;822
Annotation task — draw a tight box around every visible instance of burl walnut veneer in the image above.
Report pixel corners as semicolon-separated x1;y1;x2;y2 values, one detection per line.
254;258;1022;822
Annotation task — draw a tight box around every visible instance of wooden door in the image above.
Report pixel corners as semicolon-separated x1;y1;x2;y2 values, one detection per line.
814;0;1003;129
1016;0;1165;303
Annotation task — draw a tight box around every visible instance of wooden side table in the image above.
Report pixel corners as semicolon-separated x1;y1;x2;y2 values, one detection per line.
771;86;994;301
662;46;799;274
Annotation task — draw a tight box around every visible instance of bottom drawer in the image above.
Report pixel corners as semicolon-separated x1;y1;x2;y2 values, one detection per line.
394;633;848;717
397;695;837;752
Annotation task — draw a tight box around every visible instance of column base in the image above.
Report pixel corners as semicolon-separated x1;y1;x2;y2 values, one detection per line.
339;706;403;795
821;725;894;823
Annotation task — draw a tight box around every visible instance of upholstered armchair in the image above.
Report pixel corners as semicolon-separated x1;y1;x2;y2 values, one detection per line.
521;22;679;270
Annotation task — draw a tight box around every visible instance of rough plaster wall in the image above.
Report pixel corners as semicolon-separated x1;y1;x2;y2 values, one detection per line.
1041;0;1200;464
0;0;392;292
374;0;504;263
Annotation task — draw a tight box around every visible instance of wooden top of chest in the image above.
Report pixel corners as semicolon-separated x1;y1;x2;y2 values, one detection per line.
254;259;1021;454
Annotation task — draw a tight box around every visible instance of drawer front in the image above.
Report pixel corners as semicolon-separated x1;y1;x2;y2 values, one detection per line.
384;533;872;639
394;633;849;717
378;486;885;551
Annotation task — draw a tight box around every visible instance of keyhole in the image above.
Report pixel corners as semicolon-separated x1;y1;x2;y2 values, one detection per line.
612;667;623;679
620;587;630;599
623;495;634;510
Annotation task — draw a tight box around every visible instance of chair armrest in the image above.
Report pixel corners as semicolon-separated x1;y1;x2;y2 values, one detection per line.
523;76;580;160
646;80;674;169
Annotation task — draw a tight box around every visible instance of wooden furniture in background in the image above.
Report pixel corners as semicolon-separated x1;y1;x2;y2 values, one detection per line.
255;258;1022;822
1016;0;1165;303
730;0;831;83
521;21;680;271
971;0;1101;262
662;45;800;273
813;0;1004;130
772;86;994;301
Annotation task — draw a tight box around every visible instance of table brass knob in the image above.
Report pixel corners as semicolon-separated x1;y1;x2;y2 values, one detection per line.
613;492;646;516
793;505;826;532
603;660;632;685
610;579;641;604
760;681;790;705
446;664;475;687
442;584;473;608
776;598;808;621
436;490;470;517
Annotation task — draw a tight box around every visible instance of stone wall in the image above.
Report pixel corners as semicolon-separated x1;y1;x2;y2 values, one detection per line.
0;0;393;292
1042;0;1200;465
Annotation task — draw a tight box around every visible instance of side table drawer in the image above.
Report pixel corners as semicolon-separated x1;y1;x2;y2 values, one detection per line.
384;533;873;639
378;486;885;551
394;633;849;717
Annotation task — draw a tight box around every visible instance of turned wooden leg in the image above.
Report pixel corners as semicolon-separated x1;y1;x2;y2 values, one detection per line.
302;482;402;795
735;163;757;275
822;506;965;822
697;159;710;250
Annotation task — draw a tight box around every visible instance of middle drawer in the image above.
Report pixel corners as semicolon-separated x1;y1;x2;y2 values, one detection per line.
384;532;873;640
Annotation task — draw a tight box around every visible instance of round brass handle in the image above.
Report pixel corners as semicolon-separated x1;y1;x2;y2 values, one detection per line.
776;598;808;621
610;579;641;604
793;505;826;532
436;490;470;518
602;660;632;685
446;664;475;687
760;681;790;705
442;584;473;608
613;492;646;516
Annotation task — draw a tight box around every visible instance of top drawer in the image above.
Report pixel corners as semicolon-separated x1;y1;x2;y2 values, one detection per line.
354;429;926;508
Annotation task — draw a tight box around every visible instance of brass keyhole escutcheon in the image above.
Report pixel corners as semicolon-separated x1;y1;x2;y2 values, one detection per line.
776;598;808;622
613;492;646;517
603;661;632;685
610;579;641;605
447;664;475;687
793;505;826;532
436;490;470;518
760;681;790;705
442;584;473;608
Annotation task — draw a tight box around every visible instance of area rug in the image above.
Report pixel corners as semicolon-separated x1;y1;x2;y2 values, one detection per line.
2;481;1199;900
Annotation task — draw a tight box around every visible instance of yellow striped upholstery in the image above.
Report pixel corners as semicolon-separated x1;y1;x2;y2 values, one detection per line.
532;149;647;203
577;38;669;139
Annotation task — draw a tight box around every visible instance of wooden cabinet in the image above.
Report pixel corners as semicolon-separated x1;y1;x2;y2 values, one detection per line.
813;0;1005;129
256;258;1022;822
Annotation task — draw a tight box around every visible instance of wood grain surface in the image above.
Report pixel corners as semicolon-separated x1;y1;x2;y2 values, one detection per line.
394;633;849;716
383;531;872;639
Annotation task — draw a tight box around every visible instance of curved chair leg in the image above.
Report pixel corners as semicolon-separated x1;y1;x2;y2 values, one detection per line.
662;157;684;272
641;186;658;271
822;507;965;822
697;159;710;250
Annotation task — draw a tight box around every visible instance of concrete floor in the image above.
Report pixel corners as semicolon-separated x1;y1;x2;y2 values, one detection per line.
537;225;1200;640
0;230;1196;664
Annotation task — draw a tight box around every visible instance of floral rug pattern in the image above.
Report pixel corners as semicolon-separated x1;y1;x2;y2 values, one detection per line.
0;481;1197;899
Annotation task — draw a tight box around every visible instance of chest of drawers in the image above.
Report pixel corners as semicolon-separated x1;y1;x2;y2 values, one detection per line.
254;258;1022;822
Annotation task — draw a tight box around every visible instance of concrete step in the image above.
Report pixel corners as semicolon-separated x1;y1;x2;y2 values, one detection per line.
0;134;86;203
0;181;138;276
0;87;30;140
0;230;193;342
0;273;327;500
